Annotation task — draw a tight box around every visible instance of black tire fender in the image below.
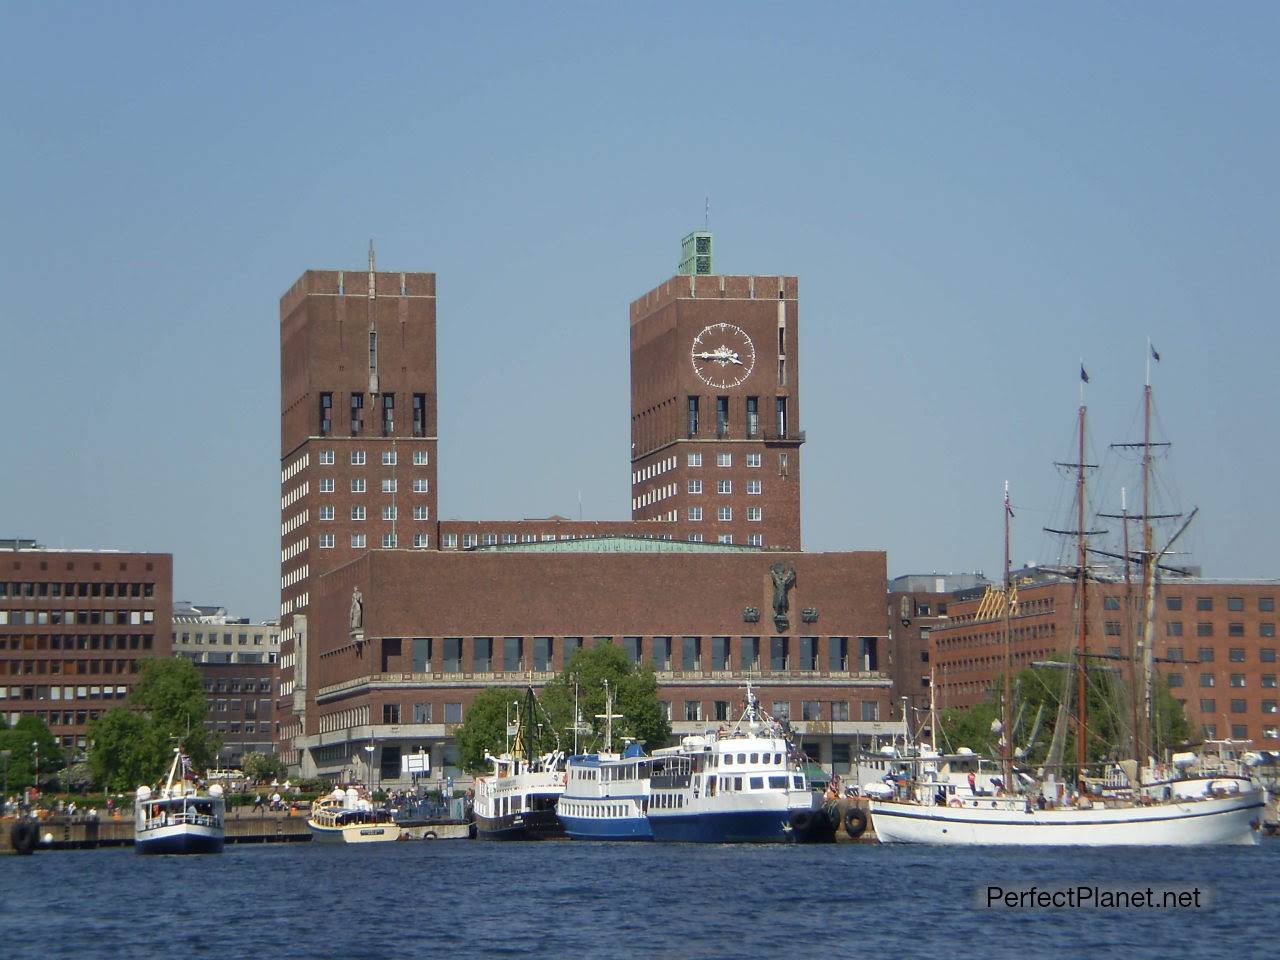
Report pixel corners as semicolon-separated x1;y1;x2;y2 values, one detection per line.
11;820;38;855
845;807;869;839
423;831;438;840
789;810;814;834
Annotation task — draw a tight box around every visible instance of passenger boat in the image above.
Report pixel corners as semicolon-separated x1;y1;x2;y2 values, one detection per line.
558;681;653;840
647;683;824;843
472;686;567;840
134;748;225;855
307;786;401;843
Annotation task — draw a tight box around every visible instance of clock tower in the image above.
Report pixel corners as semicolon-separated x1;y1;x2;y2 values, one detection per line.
629;237;802;549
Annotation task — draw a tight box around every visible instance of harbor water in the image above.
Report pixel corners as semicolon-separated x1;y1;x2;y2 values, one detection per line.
1;840;1275;959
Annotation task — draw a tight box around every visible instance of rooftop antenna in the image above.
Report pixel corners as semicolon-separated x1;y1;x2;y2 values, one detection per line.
367;240;379;398
704;194;710;230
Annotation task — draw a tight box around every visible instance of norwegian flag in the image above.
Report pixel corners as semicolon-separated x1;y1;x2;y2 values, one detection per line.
181;755;194;781
1004;484;1014;519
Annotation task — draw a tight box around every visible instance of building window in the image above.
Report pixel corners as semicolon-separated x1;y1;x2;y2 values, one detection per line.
690;533;704;542
688;507;703;521
716;452;731;467
1260;597;1276;612
463;534;477;548
351;450;366;466
1198;647;1214;663
319;505;334;520
747;507;762;522
775;397;788;436
1231;698;1247;714
413;450;428;466
1196;623;1212;637
1199;698;1216;714
1229;648;1246;662
1228;622;1244;637
1166;596;1182;611
687;453;702;468
381;392;394;436
622;636;642;664
351;505;366;521
382;478;397;493
1199;674;1215;688
412;394;428;438
1230;674;1246;688
717;506;732;521
413;506;429;521
412;702;431;723
801;701;821;721
1104;621;1121;636
684;700;702;722
382;506;397;520
717;480;732;495
1262;624;1276;638
483;533;498;546
1167;622;1183;637
1262;648;1276;663
747;534;763;546
319;392;332;436
320;450;335;465
381;533;397;548
860;701;879;722
381;450;397;466
1167;674;1184;688
319;534;335;549
1196;597;1213;611
320;478;335;493
717;534;733;544
1231;724;1248;739
351;534;366;549
413;478;429;493
1167;646;1184;661
746;453;761;468
351;478;366;493
443;702;462;724
713;700;730;722
746;480;762;495
412;534;427;548
1103;596;1120;610
442;533;458;549
1203;723;1217;739
503;637;523;672
1227;597;1244;612
716;396;729;437
687;396;699;436
688;480;703;494
383;704;400;724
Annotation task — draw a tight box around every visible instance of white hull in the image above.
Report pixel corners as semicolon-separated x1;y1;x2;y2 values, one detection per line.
307;821;401;843
870;788;1265;846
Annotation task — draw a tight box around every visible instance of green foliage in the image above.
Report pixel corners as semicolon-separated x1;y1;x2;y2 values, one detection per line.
0;714;64;789
453;644;673;773
241;751;286;784
88;658;222;790
936;658;1192;773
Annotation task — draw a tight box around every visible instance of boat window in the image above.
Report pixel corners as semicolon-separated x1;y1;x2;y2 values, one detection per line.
723;754;733;766
750;777;764;790
793;776;803;790
750;753;759;764
737;754;746;764
774;753;783;765
769;775;787;789
734;777;743;791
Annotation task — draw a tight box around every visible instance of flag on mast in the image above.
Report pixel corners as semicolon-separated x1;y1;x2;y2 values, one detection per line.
1150;343;1161;362
1004;482;1014;518
1080;364;1089;383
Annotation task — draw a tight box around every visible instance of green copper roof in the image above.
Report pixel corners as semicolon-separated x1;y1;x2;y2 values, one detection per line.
473;535;761;554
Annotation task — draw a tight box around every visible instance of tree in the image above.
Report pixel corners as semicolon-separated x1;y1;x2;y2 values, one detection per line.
542;644;671;753
89;658;221;790
242;751;286;784
455;687;531;773
0;714;64;790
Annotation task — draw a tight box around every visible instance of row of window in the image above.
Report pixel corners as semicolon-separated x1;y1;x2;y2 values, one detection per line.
687;396;789;439
687;479;763;495
686;506;762;522
1201;723;1279;740
1193;698;1280;714
0;582;157;599
1162;622;1276;638
319;449;430;466
685;452;763;469
1173;673;1276;689
1164;646;1276;662
6;658;142;676
3;634;154;652
0;609;157;626
392;635;879;675
176;631;273;646
381;696;880;726
319;533;429;549
318;391;429;438
201;678;274;694
1;684;130;701
317;477;430;493
1166;596;1276;613
318;505;430;521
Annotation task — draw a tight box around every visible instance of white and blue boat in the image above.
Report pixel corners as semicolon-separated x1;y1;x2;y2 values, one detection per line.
647;684;822;843
559;743;654;841
134;749;225;855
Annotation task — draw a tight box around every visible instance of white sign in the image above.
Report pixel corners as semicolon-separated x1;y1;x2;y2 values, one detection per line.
401;751;430;775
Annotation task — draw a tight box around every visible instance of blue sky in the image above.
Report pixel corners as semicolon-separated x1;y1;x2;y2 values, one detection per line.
2;3;1276;620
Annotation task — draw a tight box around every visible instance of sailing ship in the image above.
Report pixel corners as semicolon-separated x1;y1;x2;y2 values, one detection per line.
870;365;1265;845
558;679;654;840
471;686;567;840
647;683;829;843
134;748;225;855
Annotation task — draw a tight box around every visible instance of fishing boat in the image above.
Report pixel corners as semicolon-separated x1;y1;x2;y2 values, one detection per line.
134;748;225;855
870;367;1265;845
472;686;567;840
307;786;402;843
558;680;653;840
647;683;828;843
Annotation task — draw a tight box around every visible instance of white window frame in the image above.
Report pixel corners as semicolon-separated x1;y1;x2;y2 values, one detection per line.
746;453;762;468
381;533;397;548
320;450;335;465
687;453;702;467
382;478;398;493
747;534;763;547
413;450;429;466
351;533;367;549
320;478;335;493
716;452;732;467
717;506;732;521
351;478;366;493
351;505;366;521
717;534;733;544
688;507;703;521
382;505;397;520
413;505;429;521
319;505;334;520
688;479;703;494
747;506;763;522
717;479;732;494
413;533;428;548
350;450;366;466
747;479;762;495
413;478;429;493
319;533;335;549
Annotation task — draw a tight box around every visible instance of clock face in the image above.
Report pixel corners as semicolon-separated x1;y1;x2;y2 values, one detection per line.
691;323;756;389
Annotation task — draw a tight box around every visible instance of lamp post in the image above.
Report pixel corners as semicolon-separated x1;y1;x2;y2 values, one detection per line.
364;742;375;796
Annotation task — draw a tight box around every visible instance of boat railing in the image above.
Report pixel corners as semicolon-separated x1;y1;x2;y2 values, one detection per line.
143;811;222;829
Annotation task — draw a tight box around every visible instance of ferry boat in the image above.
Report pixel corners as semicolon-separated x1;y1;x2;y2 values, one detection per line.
647;684;823;843
134;749;225;855
558;682;653;840
307;787;402;844
472;686;567;840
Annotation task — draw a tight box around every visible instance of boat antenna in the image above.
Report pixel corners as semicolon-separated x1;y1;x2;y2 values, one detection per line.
595;679;624;754
1001;481;1015;794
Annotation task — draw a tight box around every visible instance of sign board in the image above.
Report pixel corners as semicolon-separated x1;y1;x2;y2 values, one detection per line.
401;751;430;775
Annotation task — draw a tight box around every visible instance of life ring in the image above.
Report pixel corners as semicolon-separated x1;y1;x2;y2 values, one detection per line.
422;831;438;840
948;798;963;808
844;807;868;839
10;820;38;855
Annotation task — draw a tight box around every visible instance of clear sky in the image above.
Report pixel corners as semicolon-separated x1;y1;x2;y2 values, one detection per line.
2;3;1276;620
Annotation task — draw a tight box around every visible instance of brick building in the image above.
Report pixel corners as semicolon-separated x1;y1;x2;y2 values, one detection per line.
0;541;173;754
277;237;896;783
930;573;1280;748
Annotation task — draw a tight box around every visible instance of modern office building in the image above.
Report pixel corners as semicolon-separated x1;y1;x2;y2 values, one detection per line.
0;541;173;753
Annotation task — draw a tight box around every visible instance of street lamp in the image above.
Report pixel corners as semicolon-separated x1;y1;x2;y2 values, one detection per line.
364;742;375;796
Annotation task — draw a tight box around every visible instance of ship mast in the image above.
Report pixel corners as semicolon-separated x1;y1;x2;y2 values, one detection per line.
1001;482;1014;794
1075;398;1089;785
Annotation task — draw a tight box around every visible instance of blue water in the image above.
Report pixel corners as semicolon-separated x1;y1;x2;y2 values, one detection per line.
1;840;1275;959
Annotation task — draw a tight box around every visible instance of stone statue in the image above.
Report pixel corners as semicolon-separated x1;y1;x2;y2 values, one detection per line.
349;587;364;632
769;562;796;618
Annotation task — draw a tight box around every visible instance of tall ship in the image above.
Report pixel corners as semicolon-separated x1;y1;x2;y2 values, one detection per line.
134;748;225;855
472;686;567;840
870;364;1265;845
559;680;653;841
647;684;826;843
